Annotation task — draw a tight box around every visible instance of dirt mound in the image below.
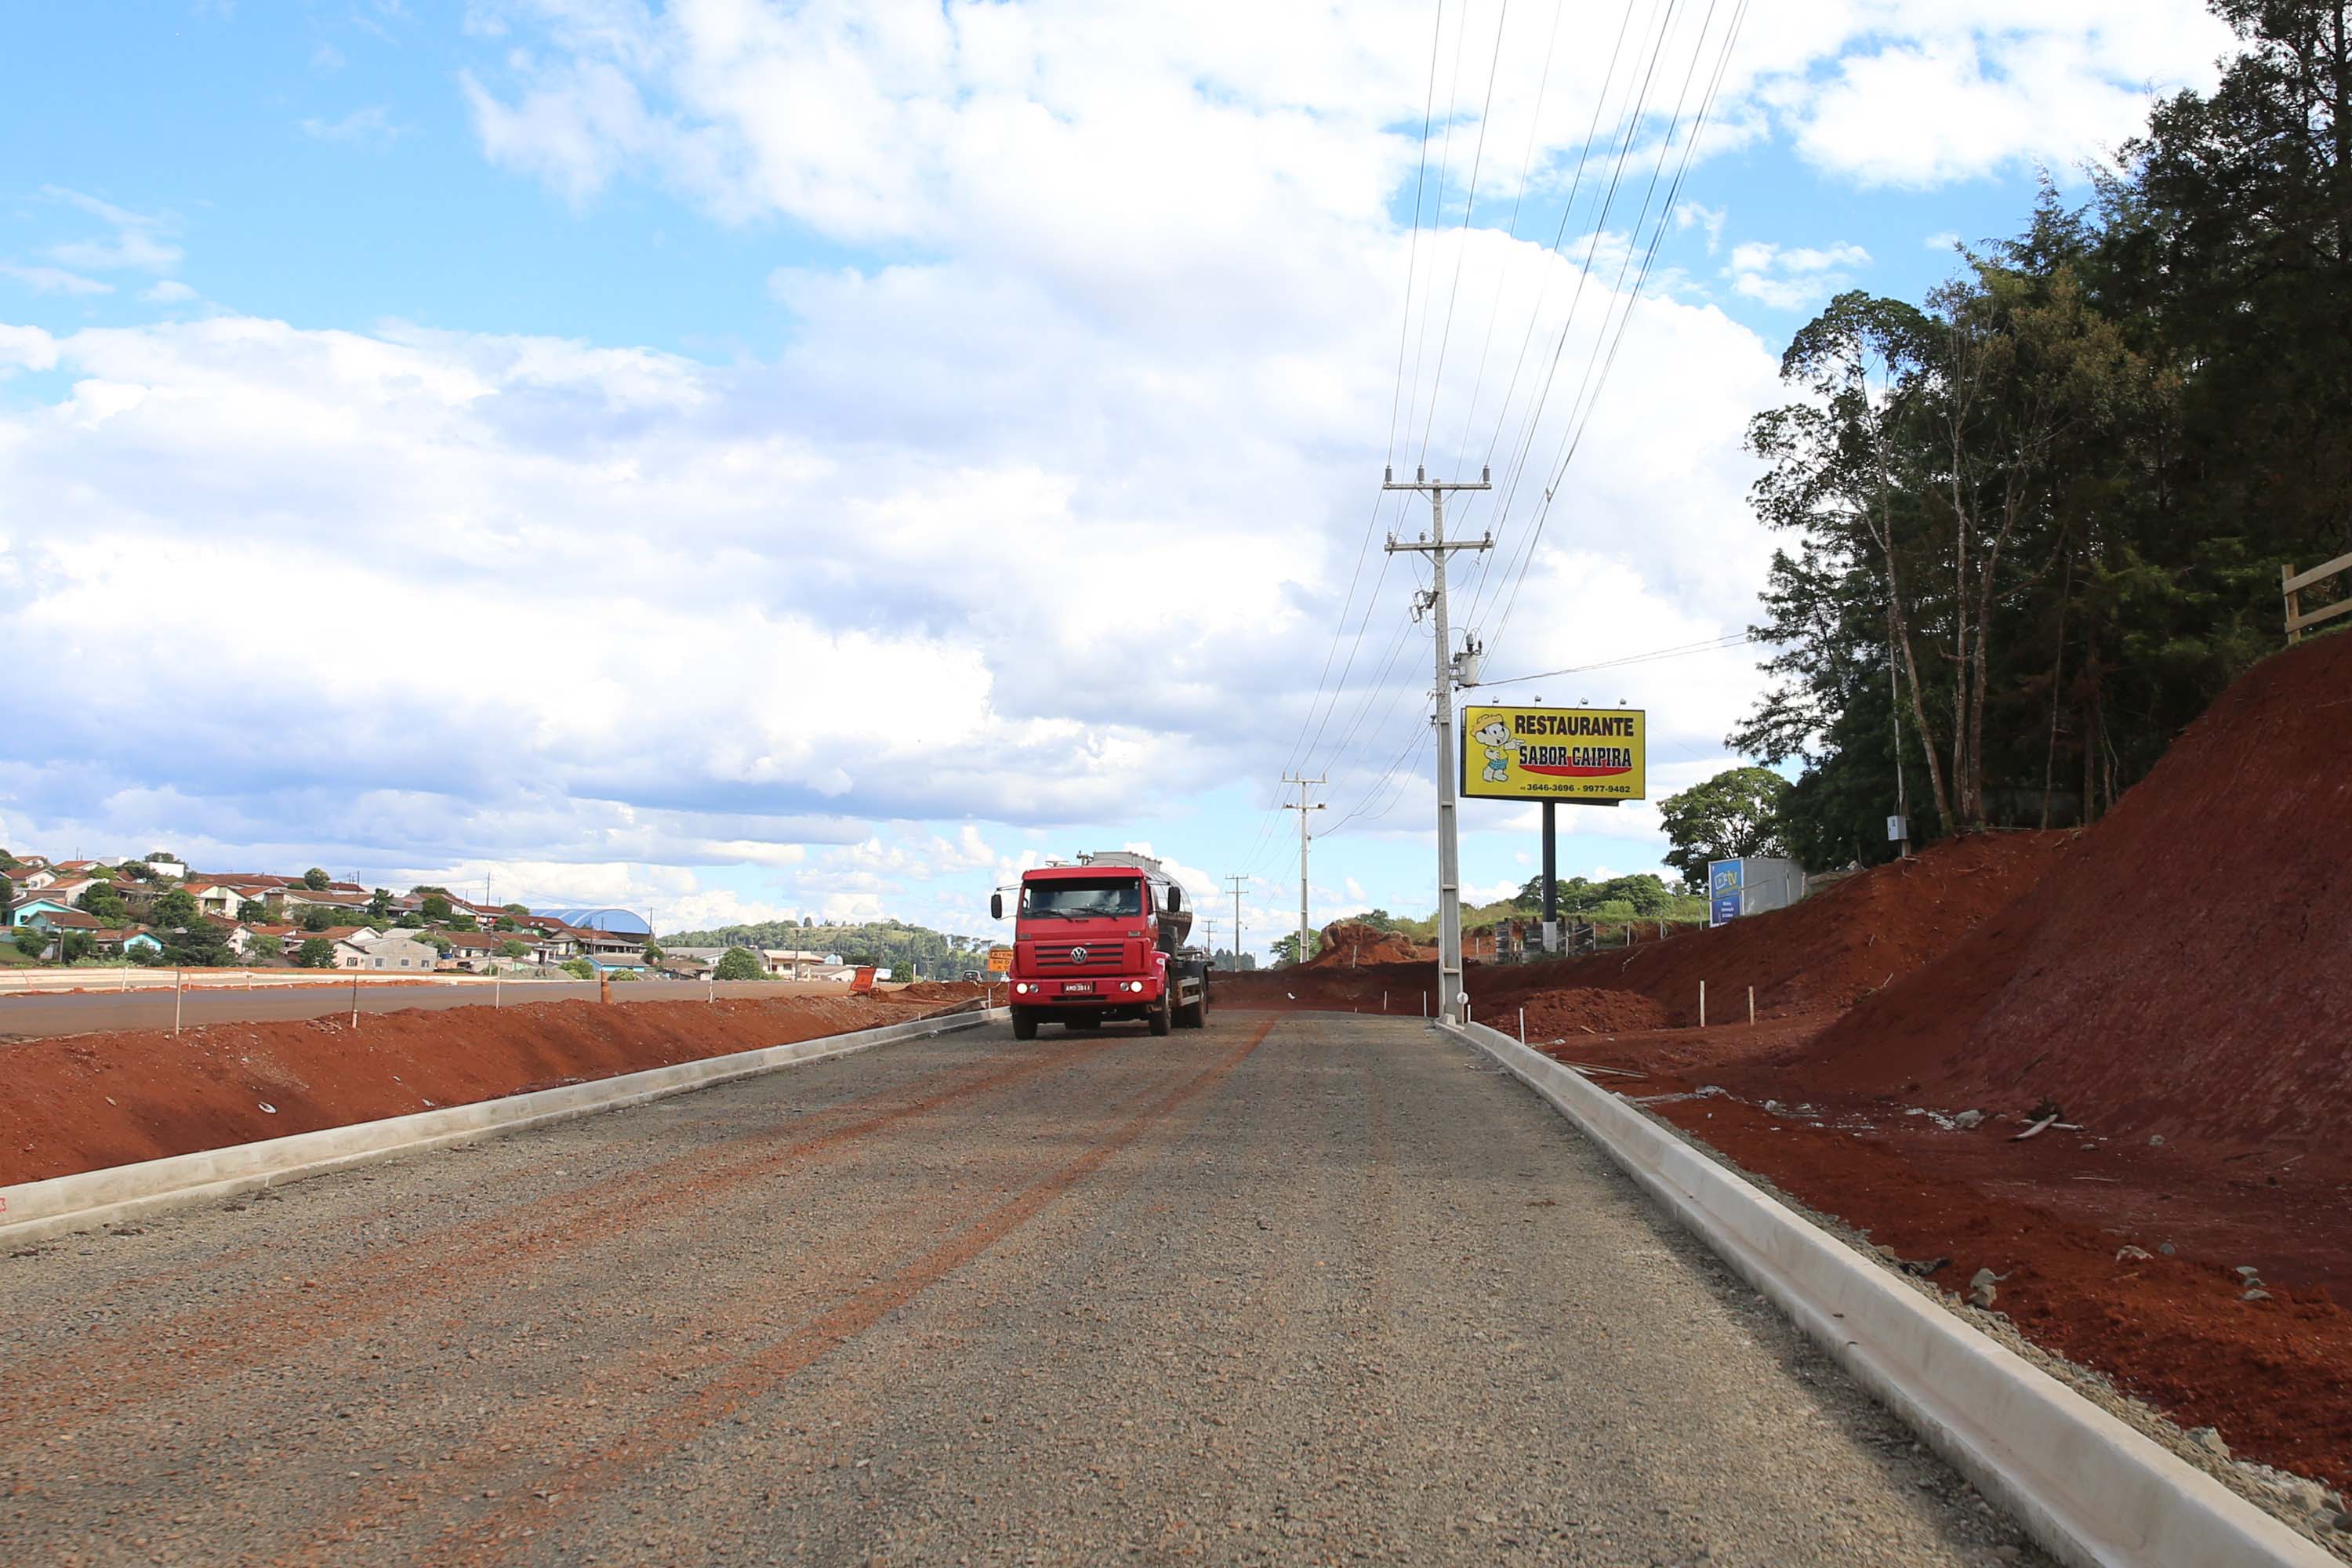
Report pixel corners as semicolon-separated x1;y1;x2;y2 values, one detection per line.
1308;921;1427;967
0;991;965;1186
1800;631;2352;1167
893;981;991;1003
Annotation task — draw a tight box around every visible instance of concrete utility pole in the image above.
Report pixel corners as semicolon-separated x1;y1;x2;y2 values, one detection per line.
1224;874;1248;971
1281;776;1325;967
1383;463;1491;1025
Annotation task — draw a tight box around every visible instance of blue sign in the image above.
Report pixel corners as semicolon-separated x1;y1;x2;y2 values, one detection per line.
1708;859;1743;927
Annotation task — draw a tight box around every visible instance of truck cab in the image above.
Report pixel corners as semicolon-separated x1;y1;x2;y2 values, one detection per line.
990;851;1210;1040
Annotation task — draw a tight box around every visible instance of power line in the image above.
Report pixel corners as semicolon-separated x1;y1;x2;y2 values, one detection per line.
1411;0;1512;468
1471;630;1755;691
1460;0;1683;628
1486;0;1748;660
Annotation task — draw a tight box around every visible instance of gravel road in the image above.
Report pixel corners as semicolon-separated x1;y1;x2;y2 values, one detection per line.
0;1010;2045;1566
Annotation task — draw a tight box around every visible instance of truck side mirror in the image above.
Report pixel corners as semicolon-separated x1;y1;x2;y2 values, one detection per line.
990;892;1004;920
1167;886;1182;913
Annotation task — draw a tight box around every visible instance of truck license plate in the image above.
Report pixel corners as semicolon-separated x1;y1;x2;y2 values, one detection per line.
1062;981;1094;994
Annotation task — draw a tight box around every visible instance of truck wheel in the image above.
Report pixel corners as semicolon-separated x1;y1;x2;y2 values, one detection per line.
1011;1006;1038;1041
1149;992;1172;1036
1180;990;1208;1029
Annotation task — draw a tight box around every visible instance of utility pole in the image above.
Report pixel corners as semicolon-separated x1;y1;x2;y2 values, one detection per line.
1202;917;1218;964
1281;775;1325;967
1383;463;1491;1025
1224;874;1248;971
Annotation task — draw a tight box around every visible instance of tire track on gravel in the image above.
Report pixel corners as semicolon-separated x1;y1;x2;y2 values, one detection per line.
416;1022;1272;1566
0;1031;1122;1432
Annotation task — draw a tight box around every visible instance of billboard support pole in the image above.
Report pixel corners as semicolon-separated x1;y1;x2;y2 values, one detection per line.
1384;465;1491;1025
1541;800;1559;954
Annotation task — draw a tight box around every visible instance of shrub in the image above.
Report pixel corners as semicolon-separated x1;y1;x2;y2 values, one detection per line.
561;958;594;981
296;937;336;968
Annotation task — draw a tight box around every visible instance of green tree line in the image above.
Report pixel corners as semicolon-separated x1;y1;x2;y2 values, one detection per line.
659;917;992;982
1737;0;2350;869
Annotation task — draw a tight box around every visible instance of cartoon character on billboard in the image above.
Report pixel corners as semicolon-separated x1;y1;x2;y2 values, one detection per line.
1471;717;1520;784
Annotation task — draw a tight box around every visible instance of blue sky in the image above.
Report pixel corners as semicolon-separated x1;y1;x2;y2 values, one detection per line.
0;1;2238;951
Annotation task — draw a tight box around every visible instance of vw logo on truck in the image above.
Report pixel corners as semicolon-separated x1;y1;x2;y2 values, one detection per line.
1070;946;1087;962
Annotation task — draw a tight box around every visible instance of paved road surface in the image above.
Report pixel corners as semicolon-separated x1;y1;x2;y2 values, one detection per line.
0;979;824;1041
0;1011;2044;1566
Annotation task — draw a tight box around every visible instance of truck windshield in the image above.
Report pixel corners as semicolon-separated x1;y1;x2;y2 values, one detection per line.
1022;878;1143;919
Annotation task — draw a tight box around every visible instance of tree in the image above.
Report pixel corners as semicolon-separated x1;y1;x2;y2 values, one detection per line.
299;906;339;933
494;915;517;931
61;931;95;963
713;946;765;982
82;884;129;925
503;902;532;918
1212;949;1259;971
248;933;285;960
14;927;46;960
368;887;393;920
644;942;665;966
561;958;596;981
496;939;530;960
1270;931;1319;967
303;867;331;890
1658;768;1794;891
417;932;453;956
118;861;154;882
237;898;270;923
296;937;336;968
151;887;201;929
164;920;233;967
419;893;454;922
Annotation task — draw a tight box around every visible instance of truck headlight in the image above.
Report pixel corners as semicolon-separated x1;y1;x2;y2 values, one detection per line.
1014;982;1031;995
1128;980;1144;993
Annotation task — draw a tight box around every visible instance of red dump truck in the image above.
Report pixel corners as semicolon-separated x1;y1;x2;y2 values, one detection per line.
989;851;1210;1040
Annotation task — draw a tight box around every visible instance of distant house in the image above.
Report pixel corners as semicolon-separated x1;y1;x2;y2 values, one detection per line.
8;897;77;929
283;889;374;922
92;927;163;958
36;877;97;909
333;935;437;971
143;855;188;880
182;882;246;920
4;866;60;898
760;948;831;979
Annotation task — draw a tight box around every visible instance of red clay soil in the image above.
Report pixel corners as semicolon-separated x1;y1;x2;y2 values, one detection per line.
1544;1015;2352;1489
1800;630;2352;1184
1221;830;2062;1025
0;992;971;1188
1307;921;1431;967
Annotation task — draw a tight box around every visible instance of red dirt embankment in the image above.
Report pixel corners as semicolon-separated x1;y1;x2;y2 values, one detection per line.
1219;831;2063;1028
1801;630;2352;1174
0;992;972;1188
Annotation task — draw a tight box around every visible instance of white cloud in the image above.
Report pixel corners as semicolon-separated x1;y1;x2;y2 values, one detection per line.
313;42;347;72
1924;230;1962;252
1726;240;1871;310
300;106;412;147
1;264;113;297
1748;2;2236;187
38;186;184;275
142;279;199;304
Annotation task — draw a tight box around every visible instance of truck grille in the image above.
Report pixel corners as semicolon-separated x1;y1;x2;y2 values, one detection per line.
1029;942;1126;973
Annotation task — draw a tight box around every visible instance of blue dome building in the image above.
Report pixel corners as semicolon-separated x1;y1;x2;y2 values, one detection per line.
539;907;652;938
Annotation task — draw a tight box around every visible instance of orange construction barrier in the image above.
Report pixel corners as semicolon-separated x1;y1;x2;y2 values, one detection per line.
849;965;877;995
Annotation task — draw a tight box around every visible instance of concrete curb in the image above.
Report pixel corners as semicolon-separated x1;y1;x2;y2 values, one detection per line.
1438;1018;2333;1568
0;1005;1007;1247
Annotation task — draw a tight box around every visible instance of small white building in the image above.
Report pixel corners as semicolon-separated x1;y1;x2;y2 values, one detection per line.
336;936;439;971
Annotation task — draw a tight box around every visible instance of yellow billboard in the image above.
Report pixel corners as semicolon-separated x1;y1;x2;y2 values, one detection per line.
1460;705;1646;803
